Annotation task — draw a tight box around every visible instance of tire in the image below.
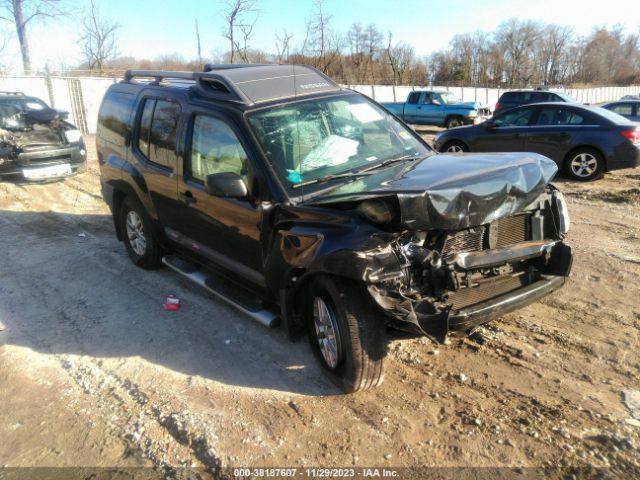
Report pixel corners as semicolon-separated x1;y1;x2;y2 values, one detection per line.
120;197;164;269
564;147;605;181
305;276;386;393
440;140;469;153
445;116;464;129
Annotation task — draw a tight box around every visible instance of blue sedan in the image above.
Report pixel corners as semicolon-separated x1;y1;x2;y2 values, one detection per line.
433;102;640;181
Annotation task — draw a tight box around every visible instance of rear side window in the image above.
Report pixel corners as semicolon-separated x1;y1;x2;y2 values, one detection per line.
407;92;420;104
536;108;586;125
136;99;181;169
500;92;519;103
610;103;634;116
98;91;135;143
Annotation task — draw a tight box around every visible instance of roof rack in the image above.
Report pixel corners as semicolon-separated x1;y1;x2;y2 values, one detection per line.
123;69;248;104
0;91;25;96
123;64;342;106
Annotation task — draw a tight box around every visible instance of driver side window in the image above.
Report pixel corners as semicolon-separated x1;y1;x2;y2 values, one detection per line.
189;115;249;183
493;108;534;127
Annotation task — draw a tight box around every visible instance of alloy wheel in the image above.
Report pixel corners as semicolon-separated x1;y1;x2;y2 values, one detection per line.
570;153;598;178
446;144;463;153
126;210;147;256
312;297;342;369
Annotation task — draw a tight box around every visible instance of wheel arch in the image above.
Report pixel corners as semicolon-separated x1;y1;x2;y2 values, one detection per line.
440;138;469;152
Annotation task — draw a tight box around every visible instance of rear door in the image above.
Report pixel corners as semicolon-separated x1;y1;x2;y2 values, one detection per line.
472;107;533;152
524;107;590;163
131;96;182;225
170;111;264;286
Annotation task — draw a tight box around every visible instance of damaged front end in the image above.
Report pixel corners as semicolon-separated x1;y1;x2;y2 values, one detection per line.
0;103;86;179
364;187;572;339
301;153;573;340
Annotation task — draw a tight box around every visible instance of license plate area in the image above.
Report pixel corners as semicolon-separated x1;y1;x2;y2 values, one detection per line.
22;163;72;180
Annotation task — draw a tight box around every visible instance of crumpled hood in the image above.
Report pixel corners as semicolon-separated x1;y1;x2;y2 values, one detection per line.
309;152;558;231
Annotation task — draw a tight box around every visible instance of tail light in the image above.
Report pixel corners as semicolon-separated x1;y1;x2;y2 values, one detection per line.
494;102;500;111
620;128;640;144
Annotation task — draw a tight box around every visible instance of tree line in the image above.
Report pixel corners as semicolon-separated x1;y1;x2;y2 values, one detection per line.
2;0;639;87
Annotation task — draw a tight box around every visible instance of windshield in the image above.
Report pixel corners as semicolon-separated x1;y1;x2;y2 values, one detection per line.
247;94;431;191
439;92;462;104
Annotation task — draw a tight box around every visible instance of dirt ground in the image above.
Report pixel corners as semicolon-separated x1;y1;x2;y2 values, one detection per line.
1;132;639;478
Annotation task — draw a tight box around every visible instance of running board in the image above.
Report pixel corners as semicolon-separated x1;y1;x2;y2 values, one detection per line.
162;255;280;328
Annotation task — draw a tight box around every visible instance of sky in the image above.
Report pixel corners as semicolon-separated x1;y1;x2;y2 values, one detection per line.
1;0;639;73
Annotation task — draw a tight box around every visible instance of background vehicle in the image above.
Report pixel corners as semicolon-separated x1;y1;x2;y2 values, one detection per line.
98;65;572;392
602;100;640;123
494;90;578;114
0;91;86;181
621;94;640;100
434;102;640;181
382;90;491;128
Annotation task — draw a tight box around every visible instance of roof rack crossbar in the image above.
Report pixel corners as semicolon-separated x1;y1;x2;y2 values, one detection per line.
124;70;196;83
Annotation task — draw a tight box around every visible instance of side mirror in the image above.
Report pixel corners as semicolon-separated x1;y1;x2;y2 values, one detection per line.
205;172;248;198
483;120;497;129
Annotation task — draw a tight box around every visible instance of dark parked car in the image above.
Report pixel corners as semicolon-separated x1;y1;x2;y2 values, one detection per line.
0;91;87;180
602;100;640;123
494;90;577;114
434;102;640;181
98;65;572;392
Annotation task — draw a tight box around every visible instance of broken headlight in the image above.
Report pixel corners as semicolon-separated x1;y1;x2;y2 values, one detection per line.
357;199;395;225
553;190;570;235
65;129;82;144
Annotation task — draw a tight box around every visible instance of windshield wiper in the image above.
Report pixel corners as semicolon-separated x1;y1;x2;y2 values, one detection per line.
291;170;374;189
358;154;423;173
290;154;424;189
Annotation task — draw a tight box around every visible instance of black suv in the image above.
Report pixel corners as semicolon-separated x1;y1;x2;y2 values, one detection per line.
495;89;577;114
97;65;572;392
0;92;87;180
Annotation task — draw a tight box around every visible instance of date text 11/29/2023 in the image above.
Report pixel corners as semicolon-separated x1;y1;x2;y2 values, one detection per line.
232;468;400;478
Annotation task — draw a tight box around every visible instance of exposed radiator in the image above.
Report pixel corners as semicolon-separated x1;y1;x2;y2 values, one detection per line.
449;273;529;310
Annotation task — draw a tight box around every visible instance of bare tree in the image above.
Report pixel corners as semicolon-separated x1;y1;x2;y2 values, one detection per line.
222;0;256;64
304;0;341;73
495;18;542;86
0;0;65;74
387;32;415;85
275;29;293;63
79;0;119;72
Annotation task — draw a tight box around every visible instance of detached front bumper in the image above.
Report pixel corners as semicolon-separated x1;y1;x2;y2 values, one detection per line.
0;143;87;178
368;240;573;339
449;275;565;331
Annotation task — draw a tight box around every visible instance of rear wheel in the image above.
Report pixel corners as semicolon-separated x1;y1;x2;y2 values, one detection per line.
120;197;164;269
564;148;605;181
440;140;469;153
305;276;386;393
445;116;464;129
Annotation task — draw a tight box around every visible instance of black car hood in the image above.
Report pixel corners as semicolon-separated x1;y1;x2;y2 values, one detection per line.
308;152;558;230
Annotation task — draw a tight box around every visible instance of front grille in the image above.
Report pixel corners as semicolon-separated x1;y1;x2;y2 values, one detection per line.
442;226;486;257
490;214;529;248
449;274;529;310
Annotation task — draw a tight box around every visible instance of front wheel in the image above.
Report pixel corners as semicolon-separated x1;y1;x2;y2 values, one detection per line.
120;197;164;269
445;116;464;129
306;276;386;393
564;148;605;181
440;140;469;153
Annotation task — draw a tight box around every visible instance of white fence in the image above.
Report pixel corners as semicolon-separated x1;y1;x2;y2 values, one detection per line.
2;75;639;135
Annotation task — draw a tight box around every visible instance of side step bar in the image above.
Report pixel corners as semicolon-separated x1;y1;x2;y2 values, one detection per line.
162;255;280;328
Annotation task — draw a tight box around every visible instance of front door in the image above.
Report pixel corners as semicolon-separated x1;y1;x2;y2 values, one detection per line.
473;107;534;152
171;113;265;287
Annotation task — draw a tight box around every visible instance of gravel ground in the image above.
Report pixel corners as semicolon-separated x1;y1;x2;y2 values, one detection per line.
0;133;639;478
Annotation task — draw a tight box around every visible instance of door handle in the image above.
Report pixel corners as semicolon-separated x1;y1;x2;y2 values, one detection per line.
417;106;422;110
179;191;196;206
